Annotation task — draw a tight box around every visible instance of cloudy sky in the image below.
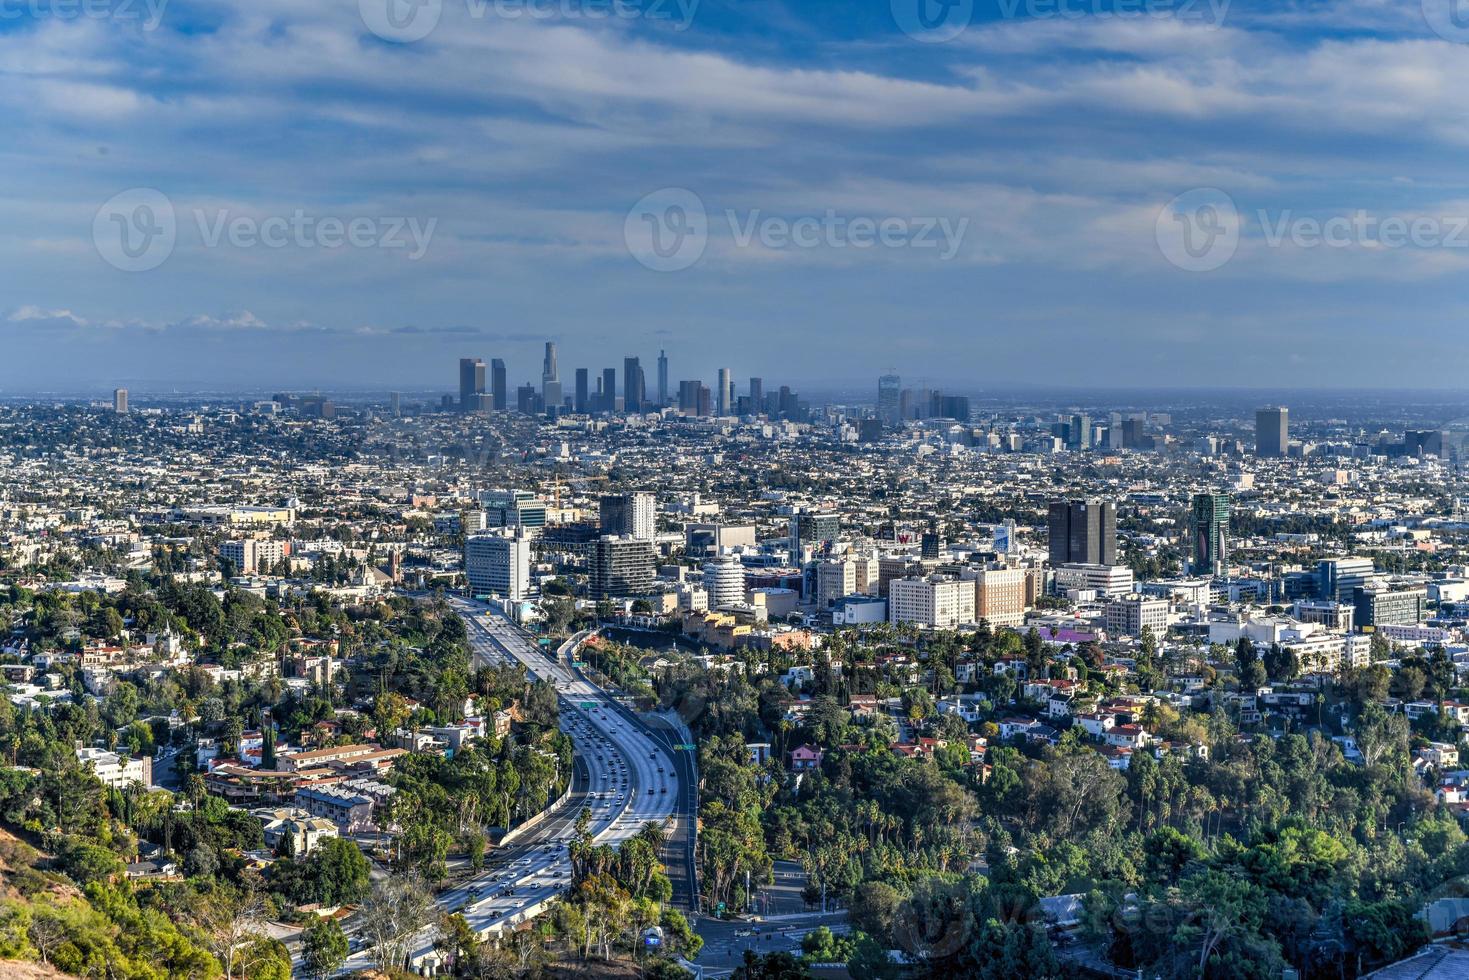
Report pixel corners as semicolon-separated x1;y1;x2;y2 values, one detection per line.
3;0;1469;394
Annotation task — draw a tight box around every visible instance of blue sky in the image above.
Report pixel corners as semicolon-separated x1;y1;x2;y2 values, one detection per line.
4;0;1469;393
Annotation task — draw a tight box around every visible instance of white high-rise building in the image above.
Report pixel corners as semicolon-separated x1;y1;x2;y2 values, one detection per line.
703;554;746;609
465;529;533;601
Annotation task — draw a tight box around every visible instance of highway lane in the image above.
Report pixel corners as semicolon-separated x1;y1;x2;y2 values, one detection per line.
384;599;678;974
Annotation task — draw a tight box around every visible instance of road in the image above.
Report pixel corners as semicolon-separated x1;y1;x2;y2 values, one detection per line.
346;598;682;975
690;912;851;974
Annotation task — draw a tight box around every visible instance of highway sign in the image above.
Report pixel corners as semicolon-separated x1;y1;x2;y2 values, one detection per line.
675;743;695;751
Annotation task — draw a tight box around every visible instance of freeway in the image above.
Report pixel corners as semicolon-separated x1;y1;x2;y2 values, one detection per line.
373;598;680;974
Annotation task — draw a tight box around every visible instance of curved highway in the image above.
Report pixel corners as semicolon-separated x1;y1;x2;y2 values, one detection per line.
391;598;679;974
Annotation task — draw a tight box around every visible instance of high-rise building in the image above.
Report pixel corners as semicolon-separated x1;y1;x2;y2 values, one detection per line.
480;489;547;530
790;512;840;560
623;358;643;414
1189;492;1230;576
1256;406;1289;458
749;377;764;411
1318;556;1374;602
599;492;656;541
465;529;533;601
601;368;617;412
716;368;733;416
389;391;401;417
459;358;485;412
590;535;655;598
574;368;590;414
490;358;507;411
877;374;901;427
1047;499;1117;566
966;565;1028;628
541;342;560;414
1069;413;1092;450
113;388;128;414
657;349;669;408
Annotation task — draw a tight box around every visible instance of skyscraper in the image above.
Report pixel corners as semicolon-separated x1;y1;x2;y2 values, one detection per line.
1047;499;1117;566
1189;492;1231;576
602;367;617;412
541;342;561;415
1069;413;1092;450
877;374;901;427
389;391;401;417
716;368;733;416
623;357;644;414
749;377;763;410
1256;406;1288;457
657;349;669;408
574;368;589;414
459;357;485;412
490;358;507;411
113;388;128;414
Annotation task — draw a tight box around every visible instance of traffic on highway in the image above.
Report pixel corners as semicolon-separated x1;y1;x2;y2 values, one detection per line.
387;598;680;974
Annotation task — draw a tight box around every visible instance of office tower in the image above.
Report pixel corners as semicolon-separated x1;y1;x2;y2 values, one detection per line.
1318;556;1374;602
717;368;733;416
389;391;401;417
490;358;507;411
480;489;547;530
930;393;970;421
790;512;839;559
599;492;656;541
1256;406;1288;457
590;535;655;598
1047;499;1118;566
623;358;643;413
113;388;128;414
516;384;540;415
749;377;764;410
969;566;1028;628
1070;413;1092;450
657;349;669;408
599;368;617;413
574;368;590;414
465;530;533;601
703;553;746;609
1121;418;1145;449
877;374;901;427
1189;492;1231;576
459;357;485;412
541;342;560;414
